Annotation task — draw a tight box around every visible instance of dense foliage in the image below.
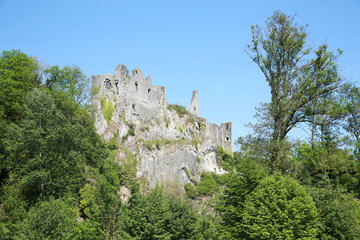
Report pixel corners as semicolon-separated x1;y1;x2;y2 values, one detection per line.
1;10;360;239
241;174;319;239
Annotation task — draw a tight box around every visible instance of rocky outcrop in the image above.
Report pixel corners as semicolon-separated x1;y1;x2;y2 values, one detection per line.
90;64;232;187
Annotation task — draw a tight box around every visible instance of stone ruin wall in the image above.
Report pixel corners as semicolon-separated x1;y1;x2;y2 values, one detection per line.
91;64;232;151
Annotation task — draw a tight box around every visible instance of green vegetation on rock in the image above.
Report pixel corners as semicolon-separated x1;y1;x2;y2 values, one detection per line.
91;85;100;96
100;93;114;124
167;103;187;117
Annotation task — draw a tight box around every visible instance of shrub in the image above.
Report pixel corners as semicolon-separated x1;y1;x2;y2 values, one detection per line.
167;104;187;117
16;198;77;239
184;183;198;199
196;172;220;196
216;146;234;171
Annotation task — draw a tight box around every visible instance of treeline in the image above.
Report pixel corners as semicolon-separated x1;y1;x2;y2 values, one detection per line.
1;10;360;240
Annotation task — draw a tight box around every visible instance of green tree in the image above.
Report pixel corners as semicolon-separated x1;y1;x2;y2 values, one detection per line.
44;65;90;105
72;219;104;240
0;184;27;239
308;187;360;239
120;186;201;239
5;88;85;203
241;174;319;239
0;49;40;185
16;197;77;240
0;49;40;122
216;154;268;239
303;92;346;148
342;84;360;144
294;142;358;192
246;11;343;170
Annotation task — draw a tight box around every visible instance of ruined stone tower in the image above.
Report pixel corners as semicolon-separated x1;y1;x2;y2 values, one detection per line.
188;90;199;117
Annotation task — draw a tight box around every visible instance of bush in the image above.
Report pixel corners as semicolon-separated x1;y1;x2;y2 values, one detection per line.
184;183;198;199
216;146;234;171
241;174;320;239
167;104;187;117
16;198;77;240
184;172;224;198
197;172;219;196
122;123;135;142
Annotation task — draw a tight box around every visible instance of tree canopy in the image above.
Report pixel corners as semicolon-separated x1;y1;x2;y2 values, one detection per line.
246;11;343;170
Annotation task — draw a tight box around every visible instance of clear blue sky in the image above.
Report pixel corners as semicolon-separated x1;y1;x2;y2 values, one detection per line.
1;0;359;148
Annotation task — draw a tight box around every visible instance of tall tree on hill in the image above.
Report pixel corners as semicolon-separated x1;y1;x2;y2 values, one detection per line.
5;88;86;204
44;65;90;105
246;11;343;170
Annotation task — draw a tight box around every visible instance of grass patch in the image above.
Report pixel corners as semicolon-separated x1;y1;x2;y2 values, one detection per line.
141;126;150;132
122;122;136;142
191;138;199;151
144;141;154;151
143;138;185;151
184;168;191;179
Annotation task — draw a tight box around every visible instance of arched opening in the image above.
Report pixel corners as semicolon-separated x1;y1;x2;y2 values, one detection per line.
135;82;138;92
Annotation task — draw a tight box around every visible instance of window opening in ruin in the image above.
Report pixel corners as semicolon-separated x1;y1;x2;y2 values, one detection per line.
194;107;196;111
135;82;138;92
148;88;151;94
115;82;119;90
226;124;229;130
106;79;111;87
226;136;230;141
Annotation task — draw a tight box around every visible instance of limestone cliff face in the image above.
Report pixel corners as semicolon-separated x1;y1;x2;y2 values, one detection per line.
90;64;232;187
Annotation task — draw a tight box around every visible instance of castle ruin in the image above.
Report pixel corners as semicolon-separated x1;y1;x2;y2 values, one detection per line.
90;64;232;187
